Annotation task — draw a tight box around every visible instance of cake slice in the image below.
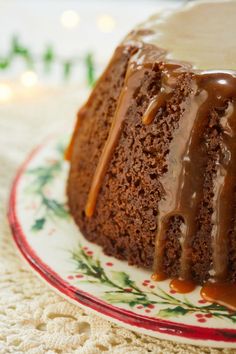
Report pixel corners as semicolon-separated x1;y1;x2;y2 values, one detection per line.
67;0;236;288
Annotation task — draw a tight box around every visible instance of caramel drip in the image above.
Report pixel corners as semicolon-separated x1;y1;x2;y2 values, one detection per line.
142;91;168;125
85;62;136;216
210;159;227;276
154;87;207;275
151;272;167;282
85;43;167;217
208;80;236;280
65;107;87;161
177;89;215;280
154;72;236;281
170;278;196;294
201;282;236;311
85;47;159;217
65;45;135;163
190;74;236;281
142;68;179;125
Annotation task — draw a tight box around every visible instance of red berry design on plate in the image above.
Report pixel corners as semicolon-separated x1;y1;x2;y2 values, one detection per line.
170;290;176;294
87;251;93;256
124;288;133;292
147;304;155;309
75;274;84;279
198;318;206;323
198;299;207;304
67;275;74;280
149;285;155;289
196;314;204;318
205;313;213;318
137;305;143;309
142;282;147;286
145;309;151;313
106;262;113;266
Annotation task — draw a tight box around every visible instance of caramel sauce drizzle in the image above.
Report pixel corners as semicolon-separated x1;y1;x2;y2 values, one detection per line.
170;278;196;294
151;272;167;282
85;59;139;217
65;45;135;163
84;41;236;294
209;79;236;280
142;65;181;125
85;41;236;290
153;82;207;276
85;44;166;218
65;107;87;161
153;72;236;283
176;90;211;279
152;72;236;310
83;48;236;310
201;282;236;311
85;47;152;217
142;90;168;125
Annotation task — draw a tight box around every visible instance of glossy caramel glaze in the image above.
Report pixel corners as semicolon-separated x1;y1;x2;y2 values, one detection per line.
139;0;236;70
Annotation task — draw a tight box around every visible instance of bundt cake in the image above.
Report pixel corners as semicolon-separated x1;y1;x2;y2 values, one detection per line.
67;0;236;289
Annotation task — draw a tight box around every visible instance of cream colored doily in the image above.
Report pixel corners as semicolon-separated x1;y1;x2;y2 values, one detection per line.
0;86;234;354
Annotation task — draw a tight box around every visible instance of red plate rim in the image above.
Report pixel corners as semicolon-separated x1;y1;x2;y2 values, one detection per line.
7;138;236;346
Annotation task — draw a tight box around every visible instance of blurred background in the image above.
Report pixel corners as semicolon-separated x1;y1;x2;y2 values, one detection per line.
0;0;183;104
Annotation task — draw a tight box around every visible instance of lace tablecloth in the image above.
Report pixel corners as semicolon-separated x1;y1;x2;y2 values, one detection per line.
0;86;234;354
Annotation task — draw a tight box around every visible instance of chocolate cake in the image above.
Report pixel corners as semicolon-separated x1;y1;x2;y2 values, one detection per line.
67;0;236;287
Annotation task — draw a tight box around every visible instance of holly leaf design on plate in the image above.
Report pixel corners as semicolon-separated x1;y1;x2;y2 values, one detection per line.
111;271;136;288
32;218;46;231
158;306;189;318
103;292;148;307
71;245;236;323
26;142;70;231
43;198;68;218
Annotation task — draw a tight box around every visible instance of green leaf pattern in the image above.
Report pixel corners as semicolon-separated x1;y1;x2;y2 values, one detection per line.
71;244;236;323
31;218;46;231
26;143;69;231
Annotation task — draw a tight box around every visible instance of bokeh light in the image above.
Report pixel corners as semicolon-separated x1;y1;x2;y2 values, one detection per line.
0;83;13;102
20;71;38;87
97;14;116;33
61;10;80;29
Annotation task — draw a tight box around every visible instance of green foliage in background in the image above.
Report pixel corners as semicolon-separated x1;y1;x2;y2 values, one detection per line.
0;36;96;86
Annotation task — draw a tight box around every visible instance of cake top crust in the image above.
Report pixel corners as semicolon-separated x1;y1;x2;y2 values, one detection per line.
136;0;236;70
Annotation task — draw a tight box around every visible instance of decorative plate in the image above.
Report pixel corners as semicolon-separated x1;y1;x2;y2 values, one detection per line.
8;137;236;348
